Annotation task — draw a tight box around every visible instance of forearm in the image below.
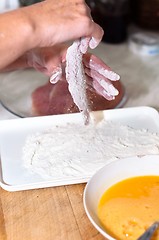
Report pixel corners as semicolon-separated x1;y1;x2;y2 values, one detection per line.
0;0;104;71
0;8;35;70
0;43;68;73
0;54;30;72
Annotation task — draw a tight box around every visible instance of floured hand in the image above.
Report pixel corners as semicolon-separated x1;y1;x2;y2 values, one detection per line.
48;45;120;101
83;53;120;100
1;43;120;101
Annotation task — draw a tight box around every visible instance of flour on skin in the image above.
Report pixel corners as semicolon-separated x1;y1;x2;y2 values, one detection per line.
23;121;159;179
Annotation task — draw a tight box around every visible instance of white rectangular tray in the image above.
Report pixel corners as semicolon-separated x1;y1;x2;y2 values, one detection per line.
0;106;159;192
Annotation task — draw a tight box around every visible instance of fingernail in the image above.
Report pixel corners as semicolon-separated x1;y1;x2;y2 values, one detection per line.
98;69;120;81
100;80;119;96
108;71;120;81
50;67;62;84
108;84;119;96
89;37;98;49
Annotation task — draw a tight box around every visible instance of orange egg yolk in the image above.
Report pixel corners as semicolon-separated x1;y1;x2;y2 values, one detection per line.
98;176;159;240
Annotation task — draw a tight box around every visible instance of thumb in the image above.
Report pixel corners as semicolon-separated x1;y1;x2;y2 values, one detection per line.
49;65;63;84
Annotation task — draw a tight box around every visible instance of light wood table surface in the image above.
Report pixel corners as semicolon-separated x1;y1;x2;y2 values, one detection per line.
0;181;104;240
0;41;159;240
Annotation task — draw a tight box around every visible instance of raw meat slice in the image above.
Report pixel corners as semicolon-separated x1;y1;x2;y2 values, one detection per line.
31;78;125;117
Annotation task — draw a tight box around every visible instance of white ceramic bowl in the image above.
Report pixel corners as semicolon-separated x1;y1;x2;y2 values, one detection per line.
83;154;159;240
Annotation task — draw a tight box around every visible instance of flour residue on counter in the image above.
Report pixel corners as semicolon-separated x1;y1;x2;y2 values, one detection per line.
23;121;159;179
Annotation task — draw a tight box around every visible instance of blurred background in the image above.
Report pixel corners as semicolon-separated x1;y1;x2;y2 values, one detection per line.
0;0;158;44
85;0;159;44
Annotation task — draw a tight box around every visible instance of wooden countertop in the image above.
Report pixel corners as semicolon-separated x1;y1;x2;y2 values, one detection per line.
0;183;104;240
1;41;159;240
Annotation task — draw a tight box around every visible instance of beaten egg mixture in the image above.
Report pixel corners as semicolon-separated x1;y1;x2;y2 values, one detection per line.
98;176;159;240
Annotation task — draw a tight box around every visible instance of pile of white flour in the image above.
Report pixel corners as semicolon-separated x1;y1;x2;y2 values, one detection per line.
23;121;159;179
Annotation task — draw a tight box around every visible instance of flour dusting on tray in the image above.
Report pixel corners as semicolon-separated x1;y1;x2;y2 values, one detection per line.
23;121;159;179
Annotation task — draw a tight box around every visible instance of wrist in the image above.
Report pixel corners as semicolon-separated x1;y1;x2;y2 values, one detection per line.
19;3;56;49
15;7;39;50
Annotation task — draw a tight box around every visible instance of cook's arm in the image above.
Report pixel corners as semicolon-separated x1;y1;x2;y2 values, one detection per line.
0;0;103;70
